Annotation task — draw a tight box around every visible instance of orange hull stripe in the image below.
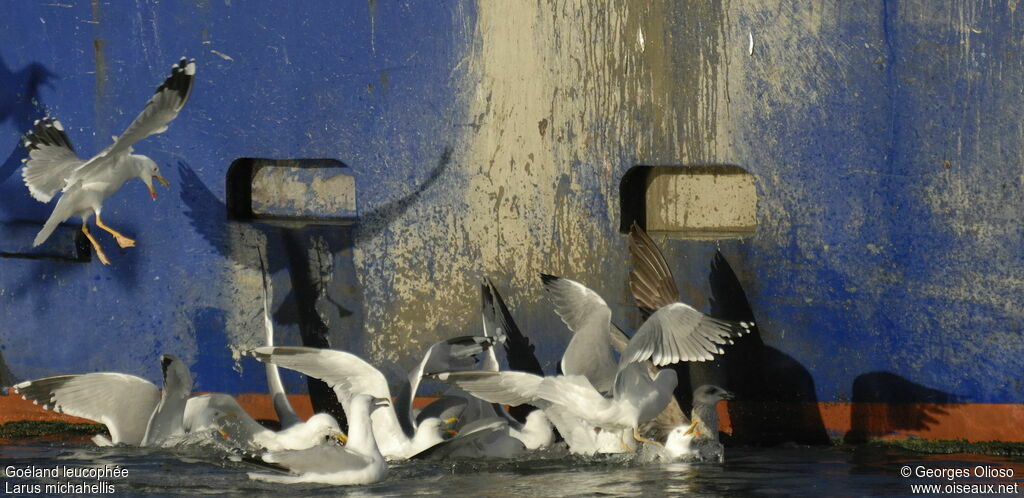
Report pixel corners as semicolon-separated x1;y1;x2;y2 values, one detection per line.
3;395;1022;442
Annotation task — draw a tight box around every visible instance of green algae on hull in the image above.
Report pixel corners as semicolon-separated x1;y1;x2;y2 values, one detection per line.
0;421;106;440
860;439;1024;458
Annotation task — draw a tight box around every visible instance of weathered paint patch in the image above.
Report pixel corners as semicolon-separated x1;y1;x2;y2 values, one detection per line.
352;0;735;371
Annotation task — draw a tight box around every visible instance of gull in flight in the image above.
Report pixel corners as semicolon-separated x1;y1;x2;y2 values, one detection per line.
13;354;193;447
21;57;195;264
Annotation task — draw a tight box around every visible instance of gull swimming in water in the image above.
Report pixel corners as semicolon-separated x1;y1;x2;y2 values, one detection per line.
247;338;495;460
539;273;690;442
247;394;389;485
22;57;195;264
434;269;752;451
13;354;192;446
182;254;345;453
644;385;735;463
183;393;345;452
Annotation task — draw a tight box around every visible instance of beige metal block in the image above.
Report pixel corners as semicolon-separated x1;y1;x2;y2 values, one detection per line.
645;166;757;239
251;166;356;218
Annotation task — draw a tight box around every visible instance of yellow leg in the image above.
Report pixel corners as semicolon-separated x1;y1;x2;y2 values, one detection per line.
82;223;111;265
95;213;135;249
619;431;633;452
633;427;663;447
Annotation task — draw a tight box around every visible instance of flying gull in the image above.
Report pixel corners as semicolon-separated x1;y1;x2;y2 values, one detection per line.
22;57;195;264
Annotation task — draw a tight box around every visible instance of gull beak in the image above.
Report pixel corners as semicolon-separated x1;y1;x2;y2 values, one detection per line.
444;429;459;436
721;390;736;401
218;429;230;439
683;420;698;436
150;175;169;200
335;432;348;445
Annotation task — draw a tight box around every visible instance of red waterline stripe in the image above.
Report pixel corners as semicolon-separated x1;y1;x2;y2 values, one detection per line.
2;395;1022;442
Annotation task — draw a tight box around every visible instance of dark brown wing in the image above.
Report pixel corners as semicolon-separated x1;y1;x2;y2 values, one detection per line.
628;222;680;314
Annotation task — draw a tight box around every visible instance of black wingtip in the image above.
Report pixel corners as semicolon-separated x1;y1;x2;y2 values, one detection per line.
22;115;74;153
160;354;177;377
481;281;493;308
155;56;196;104
539;273;559;285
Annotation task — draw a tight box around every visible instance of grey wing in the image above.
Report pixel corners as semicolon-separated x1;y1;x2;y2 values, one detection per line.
622;303;754;366
13;373;160;445
247;346;391;408
429;371;544;407
540;274;617;392
486;280;545;376
403;335;495;434
107;57;195;156
628;222;681;314
68;58;195;183
610;323;688;436
20;117;84;203
410;417;519;460
534;375;614;422
262;444;372;475
609;323;631;354
257;252;302;429
33;181;87;247
639;396;688;440
415;396;468;427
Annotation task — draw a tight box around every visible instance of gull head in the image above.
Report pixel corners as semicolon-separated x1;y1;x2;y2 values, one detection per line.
305;413;345;443
132;155;171;200
692;385;735;406
665;424;697;456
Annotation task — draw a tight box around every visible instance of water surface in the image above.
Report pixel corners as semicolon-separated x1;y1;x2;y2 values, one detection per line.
2;440;1021;496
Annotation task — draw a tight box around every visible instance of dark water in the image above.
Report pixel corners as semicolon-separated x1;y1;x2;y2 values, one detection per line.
1;439;1022;496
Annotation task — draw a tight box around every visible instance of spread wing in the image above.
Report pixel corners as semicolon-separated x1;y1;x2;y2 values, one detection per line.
261;444;373;475
429;371;545;407
13;373;160;445
540;274;617;392
107;57;195;156
628;222;681;314
247;346;391;407
258;251;302;429
622;303;753;366
485;280;544;376
20;117;84;203
67;57;195;183
33;180;85;247
534;375;618;423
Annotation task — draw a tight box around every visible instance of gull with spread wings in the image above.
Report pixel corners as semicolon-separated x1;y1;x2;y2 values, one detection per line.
21;57;195;264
